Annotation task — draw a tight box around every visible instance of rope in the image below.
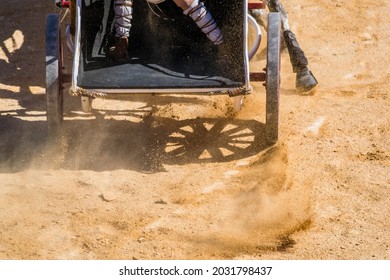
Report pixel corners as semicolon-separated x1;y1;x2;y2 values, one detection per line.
70;87;251;98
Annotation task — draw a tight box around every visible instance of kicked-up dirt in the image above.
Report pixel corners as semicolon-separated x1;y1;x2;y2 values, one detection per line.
0;0;389;259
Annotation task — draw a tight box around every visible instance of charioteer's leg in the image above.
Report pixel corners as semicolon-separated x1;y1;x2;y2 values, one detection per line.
267;0;317;92
107;0;132;62
174;0;223;45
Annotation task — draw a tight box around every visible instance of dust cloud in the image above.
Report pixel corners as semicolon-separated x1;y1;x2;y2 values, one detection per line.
196;144;313;256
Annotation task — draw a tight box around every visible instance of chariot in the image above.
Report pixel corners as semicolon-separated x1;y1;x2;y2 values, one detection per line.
46;0;281;144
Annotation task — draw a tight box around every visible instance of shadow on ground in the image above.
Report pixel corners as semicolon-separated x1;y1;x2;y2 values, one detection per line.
0;96;269;173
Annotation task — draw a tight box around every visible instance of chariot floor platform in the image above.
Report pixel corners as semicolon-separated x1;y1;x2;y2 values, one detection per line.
75;0;248;92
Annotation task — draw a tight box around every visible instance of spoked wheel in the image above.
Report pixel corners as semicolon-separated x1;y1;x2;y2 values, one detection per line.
45;14;64;138
265;12;281;144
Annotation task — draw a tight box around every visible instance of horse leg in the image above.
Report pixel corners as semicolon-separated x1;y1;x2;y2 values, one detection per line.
267;0;318;92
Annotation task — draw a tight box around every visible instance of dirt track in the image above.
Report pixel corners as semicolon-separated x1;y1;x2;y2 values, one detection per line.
0;0;389;259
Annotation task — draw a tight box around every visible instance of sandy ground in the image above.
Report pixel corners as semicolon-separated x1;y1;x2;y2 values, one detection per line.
0;0;389;260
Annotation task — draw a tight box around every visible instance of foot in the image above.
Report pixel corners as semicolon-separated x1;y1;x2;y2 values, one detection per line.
107;36;129;62
296;67;318;94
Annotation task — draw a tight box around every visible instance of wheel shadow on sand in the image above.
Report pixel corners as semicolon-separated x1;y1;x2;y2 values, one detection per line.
0;104;270;173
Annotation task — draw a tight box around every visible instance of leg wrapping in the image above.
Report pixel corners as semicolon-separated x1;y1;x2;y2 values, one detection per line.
283;30;308;72
114;0;133;38
183;0;223;45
